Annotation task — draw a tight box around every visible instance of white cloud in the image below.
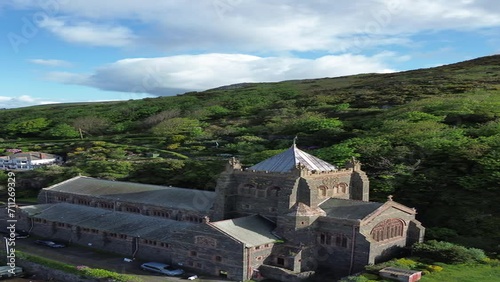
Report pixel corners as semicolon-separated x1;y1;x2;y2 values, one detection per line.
43;53;395;96
0;94;154;109
2;0;498;54
38;17;136;47
28;59;72;67
0;95;61;109
6;0;500;53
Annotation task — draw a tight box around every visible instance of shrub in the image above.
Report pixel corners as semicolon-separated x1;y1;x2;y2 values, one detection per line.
426;265;443;272
339;275;369;282
425;227;458;240
412;240;487;264
482;258;500;267
467;248;487;261
361;273;379;280
166;143;180;150
365;257;420;273
80;267;141;281
393;258;419;269
18;251;141;282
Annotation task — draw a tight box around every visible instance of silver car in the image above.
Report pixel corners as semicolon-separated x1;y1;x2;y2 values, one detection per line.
35;240;66;248
140;262;184;276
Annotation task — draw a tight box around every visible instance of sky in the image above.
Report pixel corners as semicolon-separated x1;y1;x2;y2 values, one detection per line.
1;0;500;108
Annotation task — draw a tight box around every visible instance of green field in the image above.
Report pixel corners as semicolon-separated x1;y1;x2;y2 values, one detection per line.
421;263;500;282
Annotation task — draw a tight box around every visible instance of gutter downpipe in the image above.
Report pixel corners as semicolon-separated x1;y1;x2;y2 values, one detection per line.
28;217;34;233
132;236;140;258
349;224;358;275
246;245;252;281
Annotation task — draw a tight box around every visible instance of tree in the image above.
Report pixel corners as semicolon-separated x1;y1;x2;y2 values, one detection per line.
289;115;343;134
151;118;204;137
6;117;50;136
142;109;181;127
42;124;80;139
72;116;109;136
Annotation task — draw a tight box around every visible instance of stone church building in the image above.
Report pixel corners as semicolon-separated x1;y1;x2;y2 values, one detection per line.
18;144;424;281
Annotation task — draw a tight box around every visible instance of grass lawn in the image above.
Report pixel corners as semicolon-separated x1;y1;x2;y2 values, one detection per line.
420;263;500;282
16;197;38;204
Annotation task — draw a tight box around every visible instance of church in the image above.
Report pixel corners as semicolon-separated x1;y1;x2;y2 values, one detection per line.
18;144;424;281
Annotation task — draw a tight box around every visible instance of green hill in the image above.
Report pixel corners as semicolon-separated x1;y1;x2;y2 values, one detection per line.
1;54;500;253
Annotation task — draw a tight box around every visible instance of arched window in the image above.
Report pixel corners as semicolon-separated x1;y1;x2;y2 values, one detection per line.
268;186;281;197
337;182;349;194
371;218;405;242
318;185;328;197
241;184;256;196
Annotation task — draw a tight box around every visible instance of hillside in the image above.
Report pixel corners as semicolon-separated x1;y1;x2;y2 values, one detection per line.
1;54;500;253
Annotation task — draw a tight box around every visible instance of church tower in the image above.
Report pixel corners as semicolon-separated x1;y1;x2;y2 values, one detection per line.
212;143;370;225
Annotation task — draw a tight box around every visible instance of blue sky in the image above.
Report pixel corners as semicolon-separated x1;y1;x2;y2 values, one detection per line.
1;0;500;108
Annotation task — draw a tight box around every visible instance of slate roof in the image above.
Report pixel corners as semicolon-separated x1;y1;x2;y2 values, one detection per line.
210;215;278;247
320;198;384;220
248;144;337;173
287;202;326;217
44;176;215;212
20;203;195;241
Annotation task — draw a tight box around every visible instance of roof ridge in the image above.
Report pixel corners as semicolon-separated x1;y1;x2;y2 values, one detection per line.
70;176;215;193
323;197;378;204
248;144;337;173
44;175;84;190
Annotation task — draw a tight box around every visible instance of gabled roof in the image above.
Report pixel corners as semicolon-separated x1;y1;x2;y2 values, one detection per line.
361;200;417;224
44;176;215;212
320;198;384;220
20;203;195;241
210;215;278;247
287;202;326;217
248;144;337;173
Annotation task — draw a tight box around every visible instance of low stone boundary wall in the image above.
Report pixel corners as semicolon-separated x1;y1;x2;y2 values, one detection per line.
259;264;315;282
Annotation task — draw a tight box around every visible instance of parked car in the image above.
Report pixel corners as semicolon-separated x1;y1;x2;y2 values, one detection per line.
34;240;66;248
0;265;24;278
140;262;184;276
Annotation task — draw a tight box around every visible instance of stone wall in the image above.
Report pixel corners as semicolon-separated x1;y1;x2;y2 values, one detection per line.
18;216;251;281
168;223;246;281
259;264;315;282
215;169;300;221
301;172;353;207
359;203;424;265
248;243;275;274
315;218;369;276
350;170;370;201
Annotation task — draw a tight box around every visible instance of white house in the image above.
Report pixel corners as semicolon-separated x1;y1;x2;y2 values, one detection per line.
0;152;61;170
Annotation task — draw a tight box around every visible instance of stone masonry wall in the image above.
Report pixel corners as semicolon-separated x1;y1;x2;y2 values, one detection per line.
222;171;299;220
18;215;248;280
360;204;424;264
315;218;368;277
168;223;246;281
